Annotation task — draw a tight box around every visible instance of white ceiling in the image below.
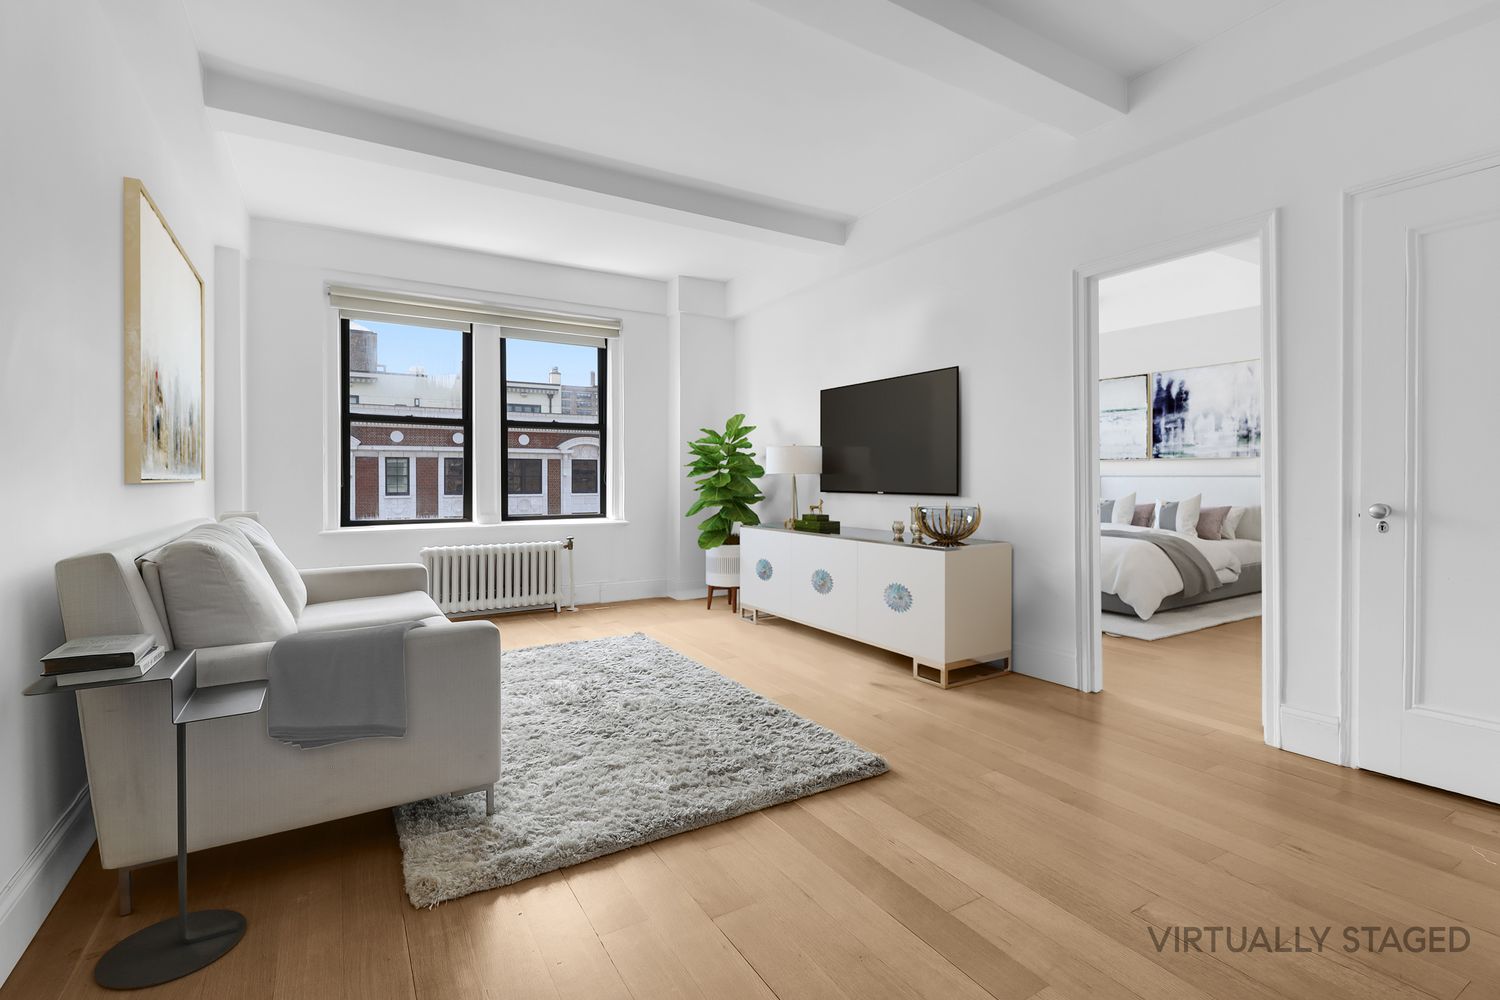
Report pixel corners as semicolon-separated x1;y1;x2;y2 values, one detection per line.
178;0;1433;303
976;0;1287;78
1097;239;1261;334
187;0;1033;218
223;132;831;284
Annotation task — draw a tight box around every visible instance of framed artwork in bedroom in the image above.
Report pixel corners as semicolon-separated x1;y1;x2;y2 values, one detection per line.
1099;374;1149;459
123;177;205;483
1151;360;1262;459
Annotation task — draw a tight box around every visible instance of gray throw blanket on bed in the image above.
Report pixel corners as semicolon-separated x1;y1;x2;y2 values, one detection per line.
266;621;422;749
1101;528;1222;598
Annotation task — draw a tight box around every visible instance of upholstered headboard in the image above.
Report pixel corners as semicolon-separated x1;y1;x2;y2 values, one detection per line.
54;518;213;650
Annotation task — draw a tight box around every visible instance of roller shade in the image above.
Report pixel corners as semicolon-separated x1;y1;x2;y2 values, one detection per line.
330;285;620;347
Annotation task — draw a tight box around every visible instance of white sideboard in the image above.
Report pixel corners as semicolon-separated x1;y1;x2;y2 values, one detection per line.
738;525;1012;688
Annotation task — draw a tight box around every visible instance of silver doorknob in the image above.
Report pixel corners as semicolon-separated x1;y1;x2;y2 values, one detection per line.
1368;503;1392;519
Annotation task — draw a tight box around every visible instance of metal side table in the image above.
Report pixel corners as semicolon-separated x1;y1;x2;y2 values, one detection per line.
25;648;267;990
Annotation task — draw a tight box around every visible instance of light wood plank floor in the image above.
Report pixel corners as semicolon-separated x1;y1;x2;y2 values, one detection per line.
8;599;1500;1000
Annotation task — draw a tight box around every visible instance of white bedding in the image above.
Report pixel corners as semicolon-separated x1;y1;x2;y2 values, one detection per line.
1101;524;1258;620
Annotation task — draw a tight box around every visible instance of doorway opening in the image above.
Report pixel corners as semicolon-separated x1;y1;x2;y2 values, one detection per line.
1073;215;1280;745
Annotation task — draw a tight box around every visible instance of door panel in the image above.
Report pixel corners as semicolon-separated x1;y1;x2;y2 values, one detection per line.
1356;162;1500;801
739;528;787;616
855;545;945;664
782;535;858;636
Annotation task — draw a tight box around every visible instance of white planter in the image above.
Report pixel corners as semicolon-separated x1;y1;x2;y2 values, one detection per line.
705;545;740;588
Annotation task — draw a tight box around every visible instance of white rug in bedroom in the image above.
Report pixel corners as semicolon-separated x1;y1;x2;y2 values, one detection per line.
1102;595;1262;641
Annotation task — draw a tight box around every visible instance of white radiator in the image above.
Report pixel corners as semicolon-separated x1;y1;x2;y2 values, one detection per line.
420;538;575;615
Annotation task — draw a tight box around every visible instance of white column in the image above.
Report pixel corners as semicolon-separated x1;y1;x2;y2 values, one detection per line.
666;277;734;598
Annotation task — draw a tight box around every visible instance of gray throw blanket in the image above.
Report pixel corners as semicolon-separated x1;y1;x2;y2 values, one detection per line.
1101;528;1222;598
267;621;421;749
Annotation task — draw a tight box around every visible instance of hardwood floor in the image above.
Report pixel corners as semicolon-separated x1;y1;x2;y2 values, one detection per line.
8;599;1500;1000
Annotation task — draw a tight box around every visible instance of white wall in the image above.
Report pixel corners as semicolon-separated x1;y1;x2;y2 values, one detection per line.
734;18;1500;747
0;0;246;981
241;221;688;604
1100;305;1261;485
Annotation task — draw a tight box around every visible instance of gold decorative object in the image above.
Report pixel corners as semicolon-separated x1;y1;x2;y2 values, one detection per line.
892;520;906;539
909;505;926;542
807;499;825;514
914;504;982;546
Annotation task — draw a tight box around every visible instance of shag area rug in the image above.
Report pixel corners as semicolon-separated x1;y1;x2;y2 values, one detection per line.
393;631;888;907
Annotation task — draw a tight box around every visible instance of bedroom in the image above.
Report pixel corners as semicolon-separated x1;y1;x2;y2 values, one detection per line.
1092;233;1267;714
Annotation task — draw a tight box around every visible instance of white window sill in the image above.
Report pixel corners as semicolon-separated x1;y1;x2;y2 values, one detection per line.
322;518;628;535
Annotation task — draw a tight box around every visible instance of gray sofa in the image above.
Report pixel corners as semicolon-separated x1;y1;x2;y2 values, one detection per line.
54;515;500;892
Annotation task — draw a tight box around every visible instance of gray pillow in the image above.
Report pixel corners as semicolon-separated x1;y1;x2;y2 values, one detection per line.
1132;503;1155;527
1196;506;1232;540
1158;500;1180;531
223;516;307;618
1099;499;1115;525
149;522;297;648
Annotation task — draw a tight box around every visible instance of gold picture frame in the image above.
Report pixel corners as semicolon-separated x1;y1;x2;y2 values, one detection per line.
123;177;205;483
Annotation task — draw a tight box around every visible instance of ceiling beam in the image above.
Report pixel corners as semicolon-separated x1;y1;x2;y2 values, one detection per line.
747;0;1126;135
202;67;849;250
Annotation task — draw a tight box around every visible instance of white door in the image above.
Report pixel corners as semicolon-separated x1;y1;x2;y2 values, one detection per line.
1355;160;1500;802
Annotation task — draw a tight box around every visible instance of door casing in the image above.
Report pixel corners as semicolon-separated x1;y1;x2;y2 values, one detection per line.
1071;212;1282;751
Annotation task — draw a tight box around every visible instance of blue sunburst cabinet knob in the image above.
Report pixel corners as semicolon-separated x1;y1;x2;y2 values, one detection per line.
755;558;773;581
883;582;913;613
811;569;833;594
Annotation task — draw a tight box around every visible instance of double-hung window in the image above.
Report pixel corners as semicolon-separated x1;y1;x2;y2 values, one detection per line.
501;332;606;519
334;287;615;525
341;317;472;525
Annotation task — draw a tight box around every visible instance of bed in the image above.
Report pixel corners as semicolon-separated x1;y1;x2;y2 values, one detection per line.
1100;509;1262;620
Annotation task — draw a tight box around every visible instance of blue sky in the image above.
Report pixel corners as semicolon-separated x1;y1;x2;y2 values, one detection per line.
359;321;596;385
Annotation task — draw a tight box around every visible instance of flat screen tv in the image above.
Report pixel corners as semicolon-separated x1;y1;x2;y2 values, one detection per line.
820;367;959;495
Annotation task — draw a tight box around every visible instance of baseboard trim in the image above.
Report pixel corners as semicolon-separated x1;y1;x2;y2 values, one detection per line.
0;785;95;985
1279;707;1342;764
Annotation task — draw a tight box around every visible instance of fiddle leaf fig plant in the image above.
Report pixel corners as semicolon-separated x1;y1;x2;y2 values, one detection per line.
685;413;766;549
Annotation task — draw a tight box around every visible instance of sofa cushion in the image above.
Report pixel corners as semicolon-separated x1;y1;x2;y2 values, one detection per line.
296;591;445;634
147;522;297;648
222;516;308;618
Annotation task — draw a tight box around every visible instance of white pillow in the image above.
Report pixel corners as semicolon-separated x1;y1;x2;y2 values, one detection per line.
1174;494;1202;538
223;516;307;618
1111;491;1136;525
149;522;297;648
1221;506;1247;540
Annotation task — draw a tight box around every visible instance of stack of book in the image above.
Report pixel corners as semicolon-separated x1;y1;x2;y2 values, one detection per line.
40;634;164;687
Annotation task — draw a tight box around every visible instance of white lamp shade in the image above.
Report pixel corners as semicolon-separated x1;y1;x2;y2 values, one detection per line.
764;445;822;475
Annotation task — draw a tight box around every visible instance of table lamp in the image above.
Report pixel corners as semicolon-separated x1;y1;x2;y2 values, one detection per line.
764;445;822;528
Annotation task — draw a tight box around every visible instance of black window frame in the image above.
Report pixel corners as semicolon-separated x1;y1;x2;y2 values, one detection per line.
383;456;411;496
506;458;544;495
341;317;473;526
501;334;607;521
443;456;465;496
570;458;599;494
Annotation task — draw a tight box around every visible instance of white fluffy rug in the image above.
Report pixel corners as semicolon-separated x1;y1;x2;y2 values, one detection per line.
1102;594;1263;641
393;632;888;907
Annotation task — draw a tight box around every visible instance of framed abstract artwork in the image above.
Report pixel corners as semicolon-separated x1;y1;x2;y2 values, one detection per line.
1099;374;1149;459
1151;360;1261;459
123;178;204;483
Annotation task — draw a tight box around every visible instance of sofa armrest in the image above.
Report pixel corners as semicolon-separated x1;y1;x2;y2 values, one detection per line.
195;641;275;687
301;564;429;604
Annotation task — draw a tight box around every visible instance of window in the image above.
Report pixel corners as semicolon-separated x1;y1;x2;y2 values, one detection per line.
443;457;465;496
571;459;598;494
341;318;471;524
384;457;410;495
502;335;606;519
507;458;543;495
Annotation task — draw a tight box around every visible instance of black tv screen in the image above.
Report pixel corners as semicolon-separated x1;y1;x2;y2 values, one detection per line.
820;367;959;495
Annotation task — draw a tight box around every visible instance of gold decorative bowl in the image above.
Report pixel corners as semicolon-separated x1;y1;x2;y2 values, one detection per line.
914;504;982;546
